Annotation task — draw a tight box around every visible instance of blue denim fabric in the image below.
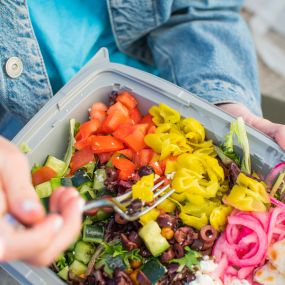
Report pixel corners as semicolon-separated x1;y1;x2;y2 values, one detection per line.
0;0;261;140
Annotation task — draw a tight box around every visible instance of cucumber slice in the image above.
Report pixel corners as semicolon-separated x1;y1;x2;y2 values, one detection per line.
93;169;106;191
69;260;87;276
45;155;67;177
57;266;69;281
92;210;111;222
50;177;61;190
72;170;91;187
142;259;166;284
83;224;104;243
80;184;96;201
74;241;94;264
139;221;170;257
81;161;96;177
95;254;126;277
61;177;73;187
35;181;52;198
41;197;50;212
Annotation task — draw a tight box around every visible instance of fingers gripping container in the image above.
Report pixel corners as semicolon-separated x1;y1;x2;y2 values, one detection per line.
2;48;285;284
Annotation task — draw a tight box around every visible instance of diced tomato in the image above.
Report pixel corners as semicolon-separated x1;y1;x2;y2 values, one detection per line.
90;110;106;123
155;176;170;186
112;123;134;141
116;149;134;160
107;102;129;117
123;128;146;152
32;166;57;186
163;177;170;186
70;146;94;173
159;159;167;174
147;125;156;134
116;91;138;110
75;119;101;142
112;156;135;170
140;114;154;125
118;169;134;180
149;153;163;176
133;151;140;168
140;113;156;132
129;107;142;124
137;149;154;168
132;124;148;135
91;135;124;153
89;102;107;122
167;155;178;162
112;157;136;180
98;152;113;164
90;102;108;113
75;135;95;150
149;160;163;176
101;111;129;133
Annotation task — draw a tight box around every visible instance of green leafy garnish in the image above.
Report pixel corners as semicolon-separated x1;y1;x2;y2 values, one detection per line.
19;142;31;154
74;121;81;136
170;247;200;270
100;242;143;269
63;119;77;175
55;253;68;271
31;163;42;173
221;117;251;174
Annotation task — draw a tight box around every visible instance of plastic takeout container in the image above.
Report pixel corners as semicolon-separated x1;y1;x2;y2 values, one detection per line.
2;48;285;284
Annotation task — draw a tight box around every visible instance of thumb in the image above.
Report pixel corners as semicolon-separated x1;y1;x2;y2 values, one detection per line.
0;137;45;225
250;119;285;150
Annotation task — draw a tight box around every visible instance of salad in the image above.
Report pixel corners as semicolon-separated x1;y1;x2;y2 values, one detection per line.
31;90;285;285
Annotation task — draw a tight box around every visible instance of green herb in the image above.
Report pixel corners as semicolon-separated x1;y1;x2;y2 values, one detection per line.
221;117;251;174
55;253;68;271
31;163;42;173
74;121;81;136
214;146;235;166
170;247;200;270
81;161;96;177
19;142;32;154
101;241;143;268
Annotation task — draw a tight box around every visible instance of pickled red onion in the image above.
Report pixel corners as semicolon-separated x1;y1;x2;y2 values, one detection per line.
265;162;285;187
213;196;285;283
270;196;285;208
213;211;268;282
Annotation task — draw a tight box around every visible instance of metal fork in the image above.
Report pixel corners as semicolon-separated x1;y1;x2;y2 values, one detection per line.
83;179;175;221
4;180;175;227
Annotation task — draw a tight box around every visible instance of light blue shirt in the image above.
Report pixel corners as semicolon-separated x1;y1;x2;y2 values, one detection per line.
28;0;158;93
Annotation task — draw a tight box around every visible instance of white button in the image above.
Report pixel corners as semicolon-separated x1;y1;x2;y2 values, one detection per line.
5;57;23;78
